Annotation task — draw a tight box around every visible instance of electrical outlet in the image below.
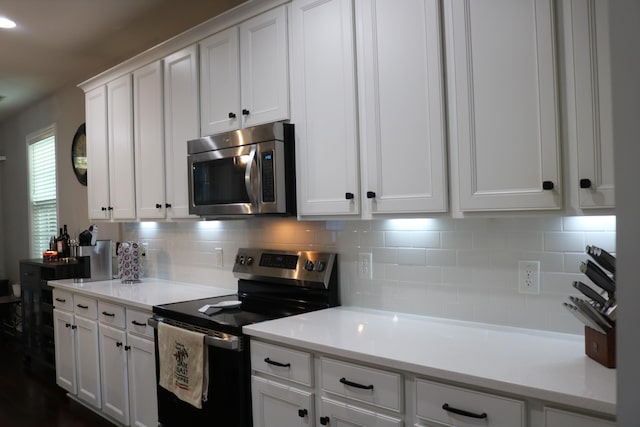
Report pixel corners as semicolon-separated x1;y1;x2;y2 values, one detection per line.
358;252;373;280
214;248;223;268
518;260;540;294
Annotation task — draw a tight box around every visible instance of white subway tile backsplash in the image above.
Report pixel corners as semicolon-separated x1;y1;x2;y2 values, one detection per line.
123;215;615;334
544;232;585;252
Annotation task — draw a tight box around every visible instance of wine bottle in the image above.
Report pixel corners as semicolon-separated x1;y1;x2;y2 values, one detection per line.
62;225;70;257
56;227;63;254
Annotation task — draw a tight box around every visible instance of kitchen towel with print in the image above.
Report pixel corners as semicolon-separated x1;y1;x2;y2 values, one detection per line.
158;322;209;408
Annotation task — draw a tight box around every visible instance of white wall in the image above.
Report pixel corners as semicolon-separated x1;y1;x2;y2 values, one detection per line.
0;83;119;283
124;215;615;334
610;1;640;425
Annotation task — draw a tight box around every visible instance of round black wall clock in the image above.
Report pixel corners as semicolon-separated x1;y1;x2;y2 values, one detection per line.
71;123;87;186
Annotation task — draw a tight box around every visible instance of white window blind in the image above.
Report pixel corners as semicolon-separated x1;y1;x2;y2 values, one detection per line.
28;128;57;258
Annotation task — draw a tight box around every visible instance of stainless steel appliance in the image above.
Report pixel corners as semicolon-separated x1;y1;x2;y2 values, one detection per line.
149;248;339;426
187;121;296;217
74;240;112;282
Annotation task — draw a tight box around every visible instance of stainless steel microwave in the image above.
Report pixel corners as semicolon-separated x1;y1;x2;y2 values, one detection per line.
187;121;296;217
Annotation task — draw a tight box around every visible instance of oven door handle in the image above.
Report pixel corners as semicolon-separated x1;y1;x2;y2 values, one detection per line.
244;145;259;210
148;317;240;351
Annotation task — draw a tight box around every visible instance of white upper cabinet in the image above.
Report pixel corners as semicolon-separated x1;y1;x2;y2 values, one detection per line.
356;0;447;216
445;0;561;212
107;74;137;219
85;86;110;220
200;5;289;136
292;0;360;216
566;0;615;209
133;61;166;219
164;45;200;219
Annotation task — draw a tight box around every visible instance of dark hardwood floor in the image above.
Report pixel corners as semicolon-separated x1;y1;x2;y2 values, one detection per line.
0;336;115;427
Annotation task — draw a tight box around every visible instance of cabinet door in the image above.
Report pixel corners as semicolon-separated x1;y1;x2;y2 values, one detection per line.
107;74;137;219
445;0;561;211
85;86;111;220
200;27;241;136
356;0;447;215
53;309;76;394
252;376;314;427
164;45;200;219
127;333;158;427
240;5;289;128
319;397;403;427
544;407;615;427
75;315;101;409
134;61;166;219
99;324;129;425
291;0;360;216
569;0;615;209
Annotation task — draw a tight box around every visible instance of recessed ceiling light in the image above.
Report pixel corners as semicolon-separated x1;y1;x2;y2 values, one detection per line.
0;17;16;29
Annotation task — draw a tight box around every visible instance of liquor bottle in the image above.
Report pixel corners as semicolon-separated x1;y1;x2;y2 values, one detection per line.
62;225;70;257
56;227;63;254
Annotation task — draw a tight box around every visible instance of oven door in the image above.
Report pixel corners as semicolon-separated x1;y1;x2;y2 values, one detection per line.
149;318;252;427
188;140;285;216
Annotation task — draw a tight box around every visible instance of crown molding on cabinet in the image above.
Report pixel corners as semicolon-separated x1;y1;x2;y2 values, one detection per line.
78;0;289;93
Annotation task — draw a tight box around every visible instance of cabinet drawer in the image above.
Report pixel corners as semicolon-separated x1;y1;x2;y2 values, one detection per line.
320;357;402;413
98;300;125;328
126;308;153;339
544;407;615;427
52;289;73;312
251;340;313;387
73;295;98;319
416;378;526;427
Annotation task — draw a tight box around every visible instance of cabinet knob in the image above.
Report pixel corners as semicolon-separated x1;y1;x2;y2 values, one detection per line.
366;191;376;199
228;112;236;119
542;181;554;190
165;203;172;208
116;342;123;348
65;323;71;328
71;325;77;330
242;109;250;115
580;178;592;189
298;409;308;418
101;207;107;212
124;345;131;351
107;206;114;211
320;416;330;425
345;192;354;200
155;203;162;209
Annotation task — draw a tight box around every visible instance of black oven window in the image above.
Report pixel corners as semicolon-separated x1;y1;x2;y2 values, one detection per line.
193;157;250;205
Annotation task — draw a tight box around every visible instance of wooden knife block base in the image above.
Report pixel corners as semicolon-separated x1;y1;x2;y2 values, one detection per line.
585;326;616;368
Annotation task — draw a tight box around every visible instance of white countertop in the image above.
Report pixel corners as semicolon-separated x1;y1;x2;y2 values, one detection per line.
48;278;236;311
244;306;616;416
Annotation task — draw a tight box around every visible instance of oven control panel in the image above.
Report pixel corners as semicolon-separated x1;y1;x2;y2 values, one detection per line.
233;248;336;288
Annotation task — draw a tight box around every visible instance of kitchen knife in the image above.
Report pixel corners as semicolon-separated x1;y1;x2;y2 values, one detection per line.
563;302;607;334
569;296;614;331
580;260;616;296
572;281;608;308
585;245;616;276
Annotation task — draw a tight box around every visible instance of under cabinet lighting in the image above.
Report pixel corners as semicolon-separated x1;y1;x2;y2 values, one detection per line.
0;17;16;29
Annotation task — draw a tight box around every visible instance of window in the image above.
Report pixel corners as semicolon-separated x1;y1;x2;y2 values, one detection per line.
28;126;57;258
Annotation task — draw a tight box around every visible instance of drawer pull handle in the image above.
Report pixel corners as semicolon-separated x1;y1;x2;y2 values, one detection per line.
55;298;66;303
102;311;115;317
77;304;89;309
131;320;147;327
442;403;487;419
264;358;291;368
339;377;374;390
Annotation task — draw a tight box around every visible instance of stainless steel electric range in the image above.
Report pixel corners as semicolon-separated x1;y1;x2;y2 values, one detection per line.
150;248;339;427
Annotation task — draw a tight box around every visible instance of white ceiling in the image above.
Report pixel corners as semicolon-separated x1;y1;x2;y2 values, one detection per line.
0;0;246;123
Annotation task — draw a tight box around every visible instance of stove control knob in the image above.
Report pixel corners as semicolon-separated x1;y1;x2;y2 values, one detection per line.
246;256;254;266
238;256;246;265
315;261;326;272
304;259;314;271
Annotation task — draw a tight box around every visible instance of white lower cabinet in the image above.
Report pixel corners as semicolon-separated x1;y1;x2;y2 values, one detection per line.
54;289;157;427
252;376;314;427
320;397;403;427
53;290;101;410
544;407;615;427
415;378;525;427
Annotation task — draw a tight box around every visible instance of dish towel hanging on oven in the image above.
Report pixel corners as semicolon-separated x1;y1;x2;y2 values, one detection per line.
158;322;209;408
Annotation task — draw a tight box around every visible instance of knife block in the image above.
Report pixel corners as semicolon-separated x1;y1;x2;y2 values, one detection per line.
584;326;616;368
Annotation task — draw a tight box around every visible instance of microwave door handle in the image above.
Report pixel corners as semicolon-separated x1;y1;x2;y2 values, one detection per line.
244;145;258;208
